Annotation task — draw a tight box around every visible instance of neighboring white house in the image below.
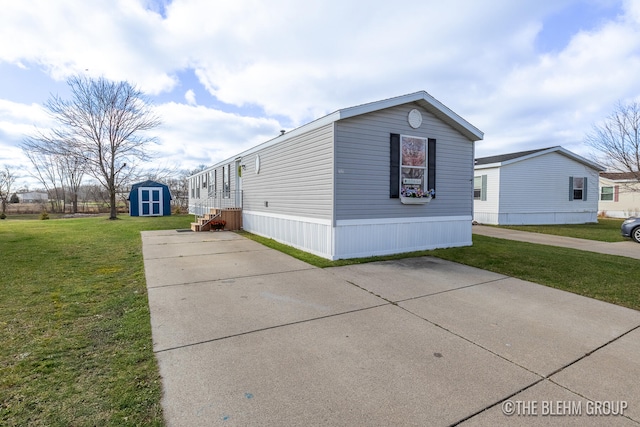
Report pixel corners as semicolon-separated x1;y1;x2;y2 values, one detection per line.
189;91;484;260
598;172;640;218
473;146;603;225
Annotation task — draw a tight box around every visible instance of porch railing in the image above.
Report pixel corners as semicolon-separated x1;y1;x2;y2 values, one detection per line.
189;190;243;217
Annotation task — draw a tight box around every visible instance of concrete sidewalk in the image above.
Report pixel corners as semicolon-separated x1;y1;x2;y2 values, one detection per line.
142;230;640;426
472;225;640;259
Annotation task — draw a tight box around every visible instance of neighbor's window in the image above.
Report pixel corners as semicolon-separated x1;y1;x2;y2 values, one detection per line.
474;176;482;200
600;186;614;201
400;135;427;197
572;177;584;200
473;175;487;201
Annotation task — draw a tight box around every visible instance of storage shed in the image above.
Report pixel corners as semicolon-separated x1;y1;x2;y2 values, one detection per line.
474;146;603;225
189;91;484;260
128;180;172;216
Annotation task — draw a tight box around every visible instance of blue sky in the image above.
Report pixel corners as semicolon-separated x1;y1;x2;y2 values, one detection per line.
1;0;639;189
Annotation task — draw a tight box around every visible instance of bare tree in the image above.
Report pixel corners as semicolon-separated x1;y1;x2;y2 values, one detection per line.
586;101;640;185
166;169;191;212
0;165;17;216
23;75;161;219
59;154;86;213
22;150;66;212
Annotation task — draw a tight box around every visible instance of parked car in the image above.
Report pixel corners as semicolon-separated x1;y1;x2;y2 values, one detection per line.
621;217;640;243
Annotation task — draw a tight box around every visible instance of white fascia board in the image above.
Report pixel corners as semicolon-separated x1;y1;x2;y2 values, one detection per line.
190;112;340;178
336;92;427;119
189;91;484;179
555;148;605;171
415;96;484;141
338;91;484;142
474;162;501;170
495;147;561;167
240;112;339;158
496;146;604;171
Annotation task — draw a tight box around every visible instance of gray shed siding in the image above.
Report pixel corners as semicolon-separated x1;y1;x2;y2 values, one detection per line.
241;123;334;220
334;103;473;220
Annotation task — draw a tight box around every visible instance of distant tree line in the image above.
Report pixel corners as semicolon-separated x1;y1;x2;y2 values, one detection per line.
2;166;192;215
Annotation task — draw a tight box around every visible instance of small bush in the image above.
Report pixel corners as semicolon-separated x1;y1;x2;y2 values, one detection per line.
40;210;50;220
0;212;6;220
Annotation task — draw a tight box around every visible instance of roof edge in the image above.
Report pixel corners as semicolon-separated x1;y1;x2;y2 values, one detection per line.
194;91;484;176
475;146;604;171
338;91;484;141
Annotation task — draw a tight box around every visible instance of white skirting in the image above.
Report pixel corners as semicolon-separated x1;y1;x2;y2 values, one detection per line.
243;210;472;260
242;211;333;259
475;211;598;225
333;216;472;259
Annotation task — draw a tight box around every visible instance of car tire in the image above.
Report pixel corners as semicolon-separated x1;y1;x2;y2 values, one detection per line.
633;227;640;243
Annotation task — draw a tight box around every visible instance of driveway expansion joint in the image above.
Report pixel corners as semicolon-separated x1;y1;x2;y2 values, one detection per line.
153;303;390;354
394;276;511;304
448;324;640;425
145;267;319;289
545;323;640;379
143;248;272;261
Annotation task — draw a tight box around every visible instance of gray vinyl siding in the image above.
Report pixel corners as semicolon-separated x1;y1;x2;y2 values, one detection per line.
499;153;599;212
241;123;334;220
334;103;474;220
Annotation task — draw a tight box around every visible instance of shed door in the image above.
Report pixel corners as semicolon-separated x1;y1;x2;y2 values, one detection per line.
139;187;163;216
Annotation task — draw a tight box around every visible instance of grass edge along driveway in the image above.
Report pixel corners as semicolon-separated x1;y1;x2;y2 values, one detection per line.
239;231;640;312
1;215;193;427
1;216;638;426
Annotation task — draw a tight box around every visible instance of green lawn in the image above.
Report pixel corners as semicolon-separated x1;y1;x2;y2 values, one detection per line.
429;235;640;310
499;217;626;242
2;216;639;425
240;231;640;312
0;215;192;426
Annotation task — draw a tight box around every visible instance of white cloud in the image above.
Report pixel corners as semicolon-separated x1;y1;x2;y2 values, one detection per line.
470;0;640;156
0;0;182;93
184;89;196;106
0;0;639;174
0;100;55;186
152;102;282;166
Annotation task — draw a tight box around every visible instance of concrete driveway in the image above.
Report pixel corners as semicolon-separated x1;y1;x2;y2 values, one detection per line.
472;225;640;259
142;230;640;426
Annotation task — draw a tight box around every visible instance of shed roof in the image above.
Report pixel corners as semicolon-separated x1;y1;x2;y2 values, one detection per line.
130;180;168;190
475;146;604;171
128;180;172;201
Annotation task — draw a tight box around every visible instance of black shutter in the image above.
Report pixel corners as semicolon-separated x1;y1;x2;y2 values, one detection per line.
390;133;400;198
583;177;588;201
481;174;487;201
427;138;436;198
569;177;574;201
